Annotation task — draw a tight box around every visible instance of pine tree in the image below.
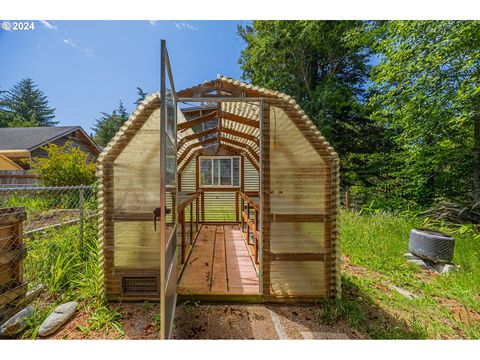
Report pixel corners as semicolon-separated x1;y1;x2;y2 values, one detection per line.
92;101;130;146
0;78;57;127
135;87;148;106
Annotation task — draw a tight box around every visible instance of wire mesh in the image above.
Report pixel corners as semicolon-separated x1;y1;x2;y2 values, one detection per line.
0;185;97;323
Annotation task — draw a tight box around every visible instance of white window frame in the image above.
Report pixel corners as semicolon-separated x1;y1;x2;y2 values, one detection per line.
199;156;241;188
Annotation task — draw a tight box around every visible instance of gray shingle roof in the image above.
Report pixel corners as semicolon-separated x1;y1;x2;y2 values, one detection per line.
0;126;81;150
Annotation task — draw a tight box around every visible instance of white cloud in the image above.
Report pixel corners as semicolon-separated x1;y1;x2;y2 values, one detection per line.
63;37;94;58
39;20;58;31
148;20;158;27
175;22;199;31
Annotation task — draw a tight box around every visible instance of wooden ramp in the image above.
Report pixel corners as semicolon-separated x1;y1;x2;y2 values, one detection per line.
178;225;259;295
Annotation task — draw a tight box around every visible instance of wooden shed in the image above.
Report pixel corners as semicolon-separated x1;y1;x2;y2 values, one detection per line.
97;45;340;338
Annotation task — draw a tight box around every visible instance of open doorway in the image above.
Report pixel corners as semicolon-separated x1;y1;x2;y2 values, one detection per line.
175;127;262;296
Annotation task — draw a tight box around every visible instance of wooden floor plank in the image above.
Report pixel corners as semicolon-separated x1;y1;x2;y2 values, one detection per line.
178;225;216;293
211;226;228;293
178;224;259;295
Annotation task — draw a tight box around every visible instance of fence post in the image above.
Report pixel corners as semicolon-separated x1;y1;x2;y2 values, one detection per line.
345;190;350;210
79;185;84;256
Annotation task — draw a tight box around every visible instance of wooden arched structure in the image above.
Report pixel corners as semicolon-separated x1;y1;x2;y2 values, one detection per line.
97;76;341;303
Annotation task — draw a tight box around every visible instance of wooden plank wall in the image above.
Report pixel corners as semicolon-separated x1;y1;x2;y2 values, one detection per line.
112;109;162;270
266;106;330;299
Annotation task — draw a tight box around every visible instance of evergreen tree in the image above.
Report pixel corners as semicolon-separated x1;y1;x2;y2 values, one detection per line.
0;78;57;127
135;87;148;106
92;101;130;146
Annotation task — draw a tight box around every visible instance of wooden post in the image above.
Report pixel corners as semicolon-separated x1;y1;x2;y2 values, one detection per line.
260;101;270;297
345;190;350;210
189;202;193;245
254;208;259;264
235;191;239;222
195;196;199;231
246;202;251;243
201;192;205;223
181;209;186;264
241;198;244;231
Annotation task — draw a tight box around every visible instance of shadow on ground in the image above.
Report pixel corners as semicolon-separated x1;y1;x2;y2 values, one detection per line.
314;276;428;339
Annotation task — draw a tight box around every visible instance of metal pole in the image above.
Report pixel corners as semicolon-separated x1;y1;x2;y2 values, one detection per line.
79;185;84;256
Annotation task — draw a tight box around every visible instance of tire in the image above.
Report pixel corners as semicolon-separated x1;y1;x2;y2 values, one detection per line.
408;228;455;263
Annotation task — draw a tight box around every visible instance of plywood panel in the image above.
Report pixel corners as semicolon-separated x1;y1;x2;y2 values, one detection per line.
270;261;326;297
269;106;326;214
270;222;326;254
113;109;161;213
113;221;160;268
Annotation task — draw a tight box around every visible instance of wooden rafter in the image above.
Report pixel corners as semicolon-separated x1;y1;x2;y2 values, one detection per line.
176;80;265;99
220;144;259;171
221;127;259;145
177;111;218;131
178;127;218;148
178;136;218;164
221;112;259;129
220;136;259;162
178;149;200;174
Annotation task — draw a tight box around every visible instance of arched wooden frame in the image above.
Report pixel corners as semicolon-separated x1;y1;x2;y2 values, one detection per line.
177;136;218;164
178;127;259;150
220;137;259;163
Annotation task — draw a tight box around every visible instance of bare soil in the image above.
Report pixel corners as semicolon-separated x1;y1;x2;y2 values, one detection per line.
46;302;354;340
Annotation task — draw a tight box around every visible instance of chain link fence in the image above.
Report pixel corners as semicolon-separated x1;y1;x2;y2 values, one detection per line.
0;185;97;323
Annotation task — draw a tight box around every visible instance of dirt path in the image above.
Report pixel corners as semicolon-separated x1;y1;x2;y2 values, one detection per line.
47;303;353;340
173;304;353;339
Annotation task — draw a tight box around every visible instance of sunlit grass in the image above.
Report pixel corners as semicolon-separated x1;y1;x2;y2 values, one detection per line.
327;210;480;339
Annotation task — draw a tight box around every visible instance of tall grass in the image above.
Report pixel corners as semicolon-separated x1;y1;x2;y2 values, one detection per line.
22;219;123;338
337;210;480;339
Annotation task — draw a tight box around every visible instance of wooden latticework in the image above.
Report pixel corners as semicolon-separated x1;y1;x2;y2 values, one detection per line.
97;76;340;302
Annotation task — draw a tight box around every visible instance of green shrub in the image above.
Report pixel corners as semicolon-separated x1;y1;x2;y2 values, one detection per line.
30;141;96;186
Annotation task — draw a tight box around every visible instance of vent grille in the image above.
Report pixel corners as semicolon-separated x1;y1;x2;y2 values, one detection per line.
122;275;159;297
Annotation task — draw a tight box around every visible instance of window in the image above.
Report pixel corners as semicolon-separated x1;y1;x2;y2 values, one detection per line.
200;156;241;187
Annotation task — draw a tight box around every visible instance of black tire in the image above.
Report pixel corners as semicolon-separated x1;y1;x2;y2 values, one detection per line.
408;228;455;263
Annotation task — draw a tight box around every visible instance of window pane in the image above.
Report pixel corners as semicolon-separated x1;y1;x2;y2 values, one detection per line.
233;157;240;187
220;158;232;186
200;158;212;186
213;158;219;185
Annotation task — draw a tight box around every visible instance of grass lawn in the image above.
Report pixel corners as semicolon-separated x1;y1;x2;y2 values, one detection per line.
17;208;480;339
318;210;480;339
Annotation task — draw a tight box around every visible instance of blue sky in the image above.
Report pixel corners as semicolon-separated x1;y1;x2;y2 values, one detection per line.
0;20;250;134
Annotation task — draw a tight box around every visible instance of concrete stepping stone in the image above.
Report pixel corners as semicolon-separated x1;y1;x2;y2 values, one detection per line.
38;301;78;337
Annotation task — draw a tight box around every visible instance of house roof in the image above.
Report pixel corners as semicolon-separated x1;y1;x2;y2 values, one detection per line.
0;126;101;154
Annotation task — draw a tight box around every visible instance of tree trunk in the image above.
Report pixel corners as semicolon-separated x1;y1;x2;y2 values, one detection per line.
473;96;480;202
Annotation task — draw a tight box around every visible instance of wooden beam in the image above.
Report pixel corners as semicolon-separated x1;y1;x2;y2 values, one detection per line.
270;253;327;262
178;137;218;164
178;149;199;174
177;111;217;131
220;137;259;162
270;214;330;222
221;127;259;145
178;127;218;148
219;144;259;172
260;101;271;298
221;112;259;129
